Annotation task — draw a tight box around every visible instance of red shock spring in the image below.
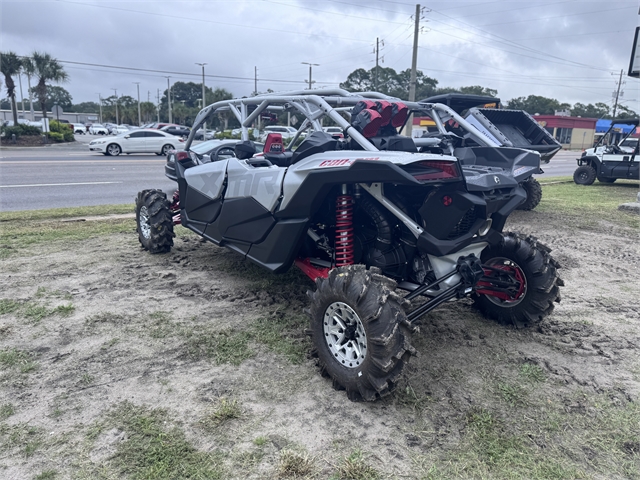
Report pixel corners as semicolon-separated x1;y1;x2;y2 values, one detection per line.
335;194;355;266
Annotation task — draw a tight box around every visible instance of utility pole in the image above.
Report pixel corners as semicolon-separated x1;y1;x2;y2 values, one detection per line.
165;77;172;124
111;88;119;125
96;93;103;123
254;66;258;95
302;62;319;89
612;69;624;119
18;73;25;114
406;3;421;137
156;89;160;123
196;63;207;133
133;82;141;126
26;73;34;120
375;37;379;91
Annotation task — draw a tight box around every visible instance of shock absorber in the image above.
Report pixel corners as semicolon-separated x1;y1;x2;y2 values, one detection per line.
335;185;355;266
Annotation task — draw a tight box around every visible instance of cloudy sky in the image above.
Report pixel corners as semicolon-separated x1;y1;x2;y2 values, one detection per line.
2;0;639;109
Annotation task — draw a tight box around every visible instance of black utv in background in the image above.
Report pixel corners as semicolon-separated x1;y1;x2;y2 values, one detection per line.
420;94;563;211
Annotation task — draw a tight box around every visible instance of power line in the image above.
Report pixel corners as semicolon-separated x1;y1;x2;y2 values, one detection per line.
54;0;377;45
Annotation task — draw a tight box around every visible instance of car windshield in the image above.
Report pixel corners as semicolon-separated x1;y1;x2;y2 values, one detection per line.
93;124;104;128
190;140;225;154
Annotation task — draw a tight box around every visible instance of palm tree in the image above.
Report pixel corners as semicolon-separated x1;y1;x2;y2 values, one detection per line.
29;52;68;131
0;52;22;125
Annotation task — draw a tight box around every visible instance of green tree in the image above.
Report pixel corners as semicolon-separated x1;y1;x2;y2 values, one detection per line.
159;84;233;125
28;84;72;111
27;52;68;130
614;104;639;120
340;66;438;100
570;102;609;118
72;101;100;113
506;95;569;115
0;51;22;125
139;101;157;123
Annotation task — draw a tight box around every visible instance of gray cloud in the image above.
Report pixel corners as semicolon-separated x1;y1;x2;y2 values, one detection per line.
1;0;638;109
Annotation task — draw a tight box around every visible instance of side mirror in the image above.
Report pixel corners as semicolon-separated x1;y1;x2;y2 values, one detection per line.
124;135;130;139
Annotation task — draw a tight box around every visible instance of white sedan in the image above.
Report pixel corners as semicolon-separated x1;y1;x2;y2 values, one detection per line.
89;123;109;135
88;129;183;156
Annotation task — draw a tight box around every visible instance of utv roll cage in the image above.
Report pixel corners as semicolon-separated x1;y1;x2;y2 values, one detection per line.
594;118;640;149
185;88;500;154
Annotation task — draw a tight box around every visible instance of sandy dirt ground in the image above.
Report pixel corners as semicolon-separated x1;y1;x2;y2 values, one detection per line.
0;205;639;479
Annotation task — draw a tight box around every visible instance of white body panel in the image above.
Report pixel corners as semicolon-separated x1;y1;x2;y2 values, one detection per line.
280;150;457;210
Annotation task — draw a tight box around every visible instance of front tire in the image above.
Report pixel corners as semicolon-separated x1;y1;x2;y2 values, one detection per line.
135;190;174;253
308;265;415;401
107;143;121;156
474;232;563;328
516;177;542;211
573;165;596;185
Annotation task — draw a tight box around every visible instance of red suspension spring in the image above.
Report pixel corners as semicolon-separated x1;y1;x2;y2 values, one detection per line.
335;195;355;266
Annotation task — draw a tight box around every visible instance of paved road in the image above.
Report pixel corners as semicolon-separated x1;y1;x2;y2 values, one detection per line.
0;136;176;211
0;135;581;212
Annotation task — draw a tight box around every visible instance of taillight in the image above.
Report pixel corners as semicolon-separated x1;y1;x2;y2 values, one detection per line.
405;160;461;182
176;150;190;162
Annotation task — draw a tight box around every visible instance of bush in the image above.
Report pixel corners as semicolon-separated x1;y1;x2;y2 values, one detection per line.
0;124;42;138
48;120;75;142
47;132;64;142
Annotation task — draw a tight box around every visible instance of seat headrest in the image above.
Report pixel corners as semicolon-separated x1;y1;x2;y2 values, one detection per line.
351;109;383;138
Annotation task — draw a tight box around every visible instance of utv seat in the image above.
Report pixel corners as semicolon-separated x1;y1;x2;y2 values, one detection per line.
291;131;339;164
263;133;294;167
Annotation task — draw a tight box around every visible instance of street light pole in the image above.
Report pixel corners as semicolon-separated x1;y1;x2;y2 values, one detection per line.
96;93;103;123
165;77;172;124
196;62;207;133
111;88;119;125
301;62;319;90
133;82;141;126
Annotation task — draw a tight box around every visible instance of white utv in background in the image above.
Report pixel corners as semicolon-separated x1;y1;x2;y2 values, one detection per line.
574;118;640;185
135;89;562;402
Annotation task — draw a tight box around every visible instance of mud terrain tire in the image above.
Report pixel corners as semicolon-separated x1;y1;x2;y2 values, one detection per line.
516;177;542;211
474;232;563;328
573;165;596;185
307;265;415;402
135;189;174;253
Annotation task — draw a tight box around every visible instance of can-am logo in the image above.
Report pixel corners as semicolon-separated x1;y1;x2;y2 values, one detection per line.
319;159;353;167
493;176;500;184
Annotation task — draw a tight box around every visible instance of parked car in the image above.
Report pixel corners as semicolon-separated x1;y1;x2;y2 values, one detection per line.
160;125;191;137
194;128;216;140
88;129;183;156
71;123;86;134
619;137;638;154
322;126;344;138
89;123;109;135
111;125;130;135
179;139;265;163
154;123;178;130
259;125;298;141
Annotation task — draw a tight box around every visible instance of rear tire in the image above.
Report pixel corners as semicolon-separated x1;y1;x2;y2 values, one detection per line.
474;232;563;328
307;265;415;402
516;177;542;211
161;144;173;156
135;190;174;253
573;165;596;185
